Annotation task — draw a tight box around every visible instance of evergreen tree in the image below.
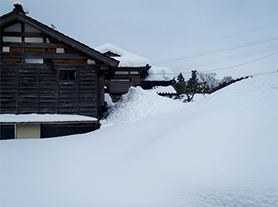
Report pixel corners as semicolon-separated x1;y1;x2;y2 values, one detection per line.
174;73;186;94
184;70;199;102
177;72;185;84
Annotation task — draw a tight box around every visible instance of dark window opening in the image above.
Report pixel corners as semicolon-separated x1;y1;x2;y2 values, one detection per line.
60;70;76;81
0;125;15;139
41;123;99;138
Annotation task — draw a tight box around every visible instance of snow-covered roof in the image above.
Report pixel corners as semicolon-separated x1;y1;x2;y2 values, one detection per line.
151;85;177;94
0;114;97;124
95;43;150;67
95;43;175;81
144;66;174;81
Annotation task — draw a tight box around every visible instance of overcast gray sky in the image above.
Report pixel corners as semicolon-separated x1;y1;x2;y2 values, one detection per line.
1;0;277;78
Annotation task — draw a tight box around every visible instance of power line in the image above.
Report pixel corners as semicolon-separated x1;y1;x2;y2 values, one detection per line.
198;51;278;73
144;25;278;56
153;36;278;65
174;45;277;71
146;51;278;76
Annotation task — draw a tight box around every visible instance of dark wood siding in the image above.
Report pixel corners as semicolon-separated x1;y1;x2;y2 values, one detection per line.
109;79;131;94
0;63;99;118
108;66;150;98
0;19;119;121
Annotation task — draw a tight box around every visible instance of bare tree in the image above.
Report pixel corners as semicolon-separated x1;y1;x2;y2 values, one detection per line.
197;72;218;93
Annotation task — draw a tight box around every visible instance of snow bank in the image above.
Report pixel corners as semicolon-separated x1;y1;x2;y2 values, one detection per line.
104;93;115;108
144;65;174;81
0;113;97;123
0;73;277;207
95;43;150;67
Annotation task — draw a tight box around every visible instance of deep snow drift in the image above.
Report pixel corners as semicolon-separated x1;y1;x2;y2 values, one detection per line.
0;73;277;207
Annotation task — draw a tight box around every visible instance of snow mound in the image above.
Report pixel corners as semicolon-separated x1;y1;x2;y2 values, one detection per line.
145;65;174;81
95;43;150;67
0;73;277;207
101;86;183;126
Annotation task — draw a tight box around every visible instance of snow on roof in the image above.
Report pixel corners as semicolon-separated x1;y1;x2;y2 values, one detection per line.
144;66;174;81
0;114;97;124
95;43;175;81
95;43;150;67
151;85;177;94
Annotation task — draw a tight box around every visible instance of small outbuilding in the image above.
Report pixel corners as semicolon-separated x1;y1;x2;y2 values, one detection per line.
96;43;151;101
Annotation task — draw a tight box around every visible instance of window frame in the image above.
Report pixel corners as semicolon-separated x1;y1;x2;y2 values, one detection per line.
59;70;77;81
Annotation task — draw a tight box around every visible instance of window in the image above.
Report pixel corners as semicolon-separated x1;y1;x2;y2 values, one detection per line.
0;125;15;140
130;71;139;75
56;48;65;54
115;71;129;75
24;23;41;33
60;70;76;81
25;58;44;64
25;37;43;43
87;59;96;64
115;71;139;75
2;47;10;52
3;23;21;32
2;36;22;43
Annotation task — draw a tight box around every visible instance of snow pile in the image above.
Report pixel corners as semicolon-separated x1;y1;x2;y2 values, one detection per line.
95;43;150;67
144;65;174;81
0;113;97;123
0;73;277;207
101;86;183;126
104;93;115;108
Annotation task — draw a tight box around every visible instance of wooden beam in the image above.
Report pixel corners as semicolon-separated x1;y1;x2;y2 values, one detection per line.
1;52;89;59
2;32;45;37
3;42;70;48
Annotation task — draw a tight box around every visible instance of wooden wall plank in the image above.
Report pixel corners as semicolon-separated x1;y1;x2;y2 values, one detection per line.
1;63;99;118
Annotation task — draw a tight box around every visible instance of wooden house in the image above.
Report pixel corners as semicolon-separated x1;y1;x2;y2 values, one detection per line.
96;43;151;101
0;5;119;139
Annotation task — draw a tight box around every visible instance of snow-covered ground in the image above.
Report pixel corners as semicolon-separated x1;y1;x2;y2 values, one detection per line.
0;73;277;207
0;114;97;123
